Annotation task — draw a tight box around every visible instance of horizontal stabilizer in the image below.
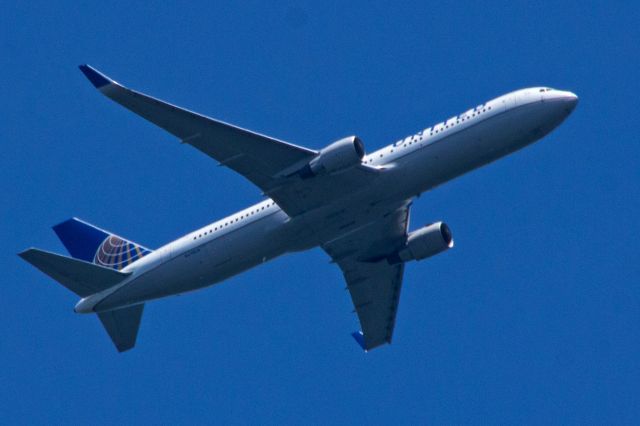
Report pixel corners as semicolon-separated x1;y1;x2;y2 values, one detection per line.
98;304;144;352
19;248;130;297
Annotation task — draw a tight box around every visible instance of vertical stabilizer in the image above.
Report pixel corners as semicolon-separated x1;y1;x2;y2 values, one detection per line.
53;218;152;271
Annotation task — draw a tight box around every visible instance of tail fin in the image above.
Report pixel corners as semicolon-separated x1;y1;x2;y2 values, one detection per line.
98;304;145;352
53;218;152;271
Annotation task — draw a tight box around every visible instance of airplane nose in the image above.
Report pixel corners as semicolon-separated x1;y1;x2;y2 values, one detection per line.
560;91;578;110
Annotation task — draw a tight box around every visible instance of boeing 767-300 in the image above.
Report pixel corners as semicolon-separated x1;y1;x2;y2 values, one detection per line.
20;65;578;352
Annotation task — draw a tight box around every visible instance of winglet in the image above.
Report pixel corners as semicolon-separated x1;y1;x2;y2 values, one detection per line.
78;64;114;89
351;331;368;352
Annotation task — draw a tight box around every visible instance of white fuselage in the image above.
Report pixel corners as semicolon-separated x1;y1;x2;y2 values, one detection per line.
75;87;577;313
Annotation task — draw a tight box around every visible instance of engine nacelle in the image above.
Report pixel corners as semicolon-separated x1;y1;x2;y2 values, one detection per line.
300;136;365;177
390;222;454;263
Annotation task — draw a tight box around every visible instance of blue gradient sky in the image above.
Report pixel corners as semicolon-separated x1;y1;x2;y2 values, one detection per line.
2;1;639;423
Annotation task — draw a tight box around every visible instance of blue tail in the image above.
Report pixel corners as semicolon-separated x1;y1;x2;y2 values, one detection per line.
53;218;152;271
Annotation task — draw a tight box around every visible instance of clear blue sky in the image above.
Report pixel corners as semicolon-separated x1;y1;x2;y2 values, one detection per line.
2;1;639;423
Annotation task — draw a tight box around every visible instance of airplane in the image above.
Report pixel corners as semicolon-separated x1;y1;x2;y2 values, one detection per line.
19;65;578;352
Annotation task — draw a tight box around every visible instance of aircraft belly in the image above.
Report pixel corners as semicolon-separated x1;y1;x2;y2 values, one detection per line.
96;212;294;310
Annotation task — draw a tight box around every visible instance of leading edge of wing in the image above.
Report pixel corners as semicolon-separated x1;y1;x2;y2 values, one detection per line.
77;64;318;156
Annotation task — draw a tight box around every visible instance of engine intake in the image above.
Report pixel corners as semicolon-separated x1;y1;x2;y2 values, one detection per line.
390;222;453;264
300;136;365;178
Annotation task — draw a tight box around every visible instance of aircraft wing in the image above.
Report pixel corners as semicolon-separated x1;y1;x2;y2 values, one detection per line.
79;65;378;216
322;201;411;351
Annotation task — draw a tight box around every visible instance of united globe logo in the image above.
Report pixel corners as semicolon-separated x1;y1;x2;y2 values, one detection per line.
94;235;150;270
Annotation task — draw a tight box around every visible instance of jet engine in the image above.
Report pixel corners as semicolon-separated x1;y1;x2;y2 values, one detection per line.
300;136;365;178
389;222;453;264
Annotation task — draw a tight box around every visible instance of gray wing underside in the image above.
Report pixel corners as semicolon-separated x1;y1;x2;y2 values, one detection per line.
79;65;379;216
323;201;411;350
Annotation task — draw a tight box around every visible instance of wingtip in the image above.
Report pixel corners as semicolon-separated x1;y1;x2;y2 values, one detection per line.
17;248;34;259
78;64;113;89
351;331;368;352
